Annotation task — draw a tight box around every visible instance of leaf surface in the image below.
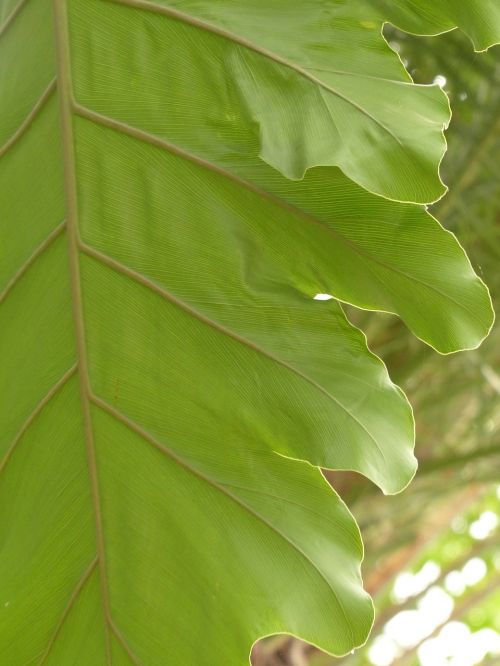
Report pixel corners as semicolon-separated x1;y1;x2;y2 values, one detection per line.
101;0;499;202
68;0;494;353
382;0;500;52
0;0;495;663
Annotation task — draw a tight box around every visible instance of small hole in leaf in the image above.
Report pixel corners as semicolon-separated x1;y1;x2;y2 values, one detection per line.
433;74;447;88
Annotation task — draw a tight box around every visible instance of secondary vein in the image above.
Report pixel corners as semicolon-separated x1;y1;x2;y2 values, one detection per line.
0;221;66;304
0;78;56;158
37;558;98;666
92;394;356;647
0;0;30;38
73;102;483;333
104;0;403;145
79;239;387;463
0;364;77;475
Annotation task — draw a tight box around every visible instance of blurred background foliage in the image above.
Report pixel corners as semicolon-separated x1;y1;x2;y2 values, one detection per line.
252;25;500;666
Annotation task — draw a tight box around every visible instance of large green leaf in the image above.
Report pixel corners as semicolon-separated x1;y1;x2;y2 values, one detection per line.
0;89;408;664
0;0;495;664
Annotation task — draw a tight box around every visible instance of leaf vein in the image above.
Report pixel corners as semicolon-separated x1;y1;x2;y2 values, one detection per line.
53;1;113;660
37;558;98;666
0;364;77;475
72;103;482;331
0;78;56;158
109;621;145;666
0;0;30;38
0;221;66;303
104;0;404;144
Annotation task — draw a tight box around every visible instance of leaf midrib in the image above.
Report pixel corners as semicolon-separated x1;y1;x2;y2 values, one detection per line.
52;1;114;662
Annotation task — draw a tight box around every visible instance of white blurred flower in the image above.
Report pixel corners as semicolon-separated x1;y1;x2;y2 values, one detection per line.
444;570;466;597
461;557;487;586
368;635;400;666
469;511;498;540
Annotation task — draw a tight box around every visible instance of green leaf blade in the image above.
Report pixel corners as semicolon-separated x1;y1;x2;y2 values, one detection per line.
92;404;373;663
0;377;97;665
71;66;492;353
70;0;451;204
1;0;496;662
382;0;500;52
